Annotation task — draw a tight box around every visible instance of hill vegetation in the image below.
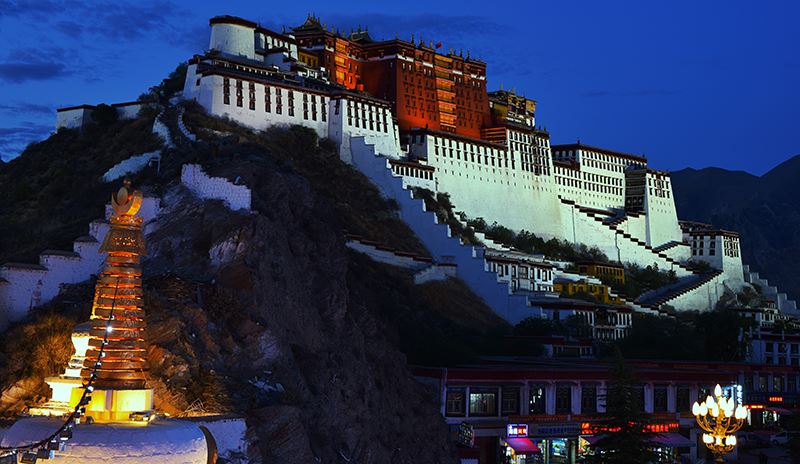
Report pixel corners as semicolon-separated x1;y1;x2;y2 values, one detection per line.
0;110;161;264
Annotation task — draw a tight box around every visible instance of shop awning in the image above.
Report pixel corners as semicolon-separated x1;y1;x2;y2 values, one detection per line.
583;434;692;448
505;437;541;454
651;433;693;448
767;407;792;414
582;435;603;446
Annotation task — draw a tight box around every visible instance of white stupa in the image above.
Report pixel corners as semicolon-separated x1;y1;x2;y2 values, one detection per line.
0;183;210;463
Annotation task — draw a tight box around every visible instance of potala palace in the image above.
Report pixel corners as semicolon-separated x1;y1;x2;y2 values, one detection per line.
5;14;797;329
174;15;794;317
3;14;800;464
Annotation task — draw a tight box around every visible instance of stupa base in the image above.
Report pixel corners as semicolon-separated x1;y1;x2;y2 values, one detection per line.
0;416;209;463
84;388;154;422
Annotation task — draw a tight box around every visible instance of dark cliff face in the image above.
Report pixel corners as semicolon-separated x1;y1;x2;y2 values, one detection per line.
671;155;800;300
141;176;456;462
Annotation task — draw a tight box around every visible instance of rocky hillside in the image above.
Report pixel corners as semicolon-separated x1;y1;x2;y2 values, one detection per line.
0;104;521;463
671;155;800;300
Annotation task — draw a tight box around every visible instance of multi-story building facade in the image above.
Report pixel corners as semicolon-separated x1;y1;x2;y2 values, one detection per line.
484;250;554;293
681;221;744;287
415;359;800;464
292;15;490;139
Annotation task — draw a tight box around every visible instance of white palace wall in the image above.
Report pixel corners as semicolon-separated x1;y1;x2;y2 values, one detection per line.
409;133;566;240
190;73;329;136
643;171;682;247
184;64;398;164
327;96;399;163
350;136;534;324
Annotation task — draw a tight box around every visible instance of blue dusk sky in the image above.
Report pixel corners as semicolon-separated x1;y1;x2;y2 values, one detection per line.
0;0;797;174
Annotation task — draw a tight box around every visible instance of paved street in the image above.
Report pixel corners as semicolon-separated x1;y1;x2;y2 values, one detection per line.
734;445;791;463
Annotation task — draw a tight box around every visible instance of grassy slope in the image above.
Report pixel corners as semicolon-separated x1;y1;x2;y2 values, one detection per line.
181;101;429;256
0;112;161;264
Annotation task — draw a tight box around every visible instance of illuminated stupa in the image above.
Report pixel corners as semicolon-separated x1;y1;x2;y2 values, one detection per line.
1;182;209;463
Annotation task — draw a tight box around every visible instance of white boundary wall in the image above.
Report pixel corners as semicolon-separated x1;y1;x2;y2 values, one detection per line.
0;197;161;330
181;164;252;212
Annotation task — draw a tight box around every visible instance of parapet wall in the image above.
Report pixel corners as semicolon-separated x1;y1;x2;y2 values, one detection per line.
0;197;161;330
181;164;252;211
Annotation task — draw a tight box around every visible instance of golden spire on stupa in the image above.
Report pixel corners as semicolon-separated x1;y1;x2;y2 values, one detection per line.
79;180;153;420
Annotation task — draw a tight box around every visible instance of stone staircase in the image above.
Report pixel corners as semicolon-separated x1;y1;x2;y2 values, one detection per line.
152;108;174;148
636;270;724;310
177;106;197;142
653;240;683;253
743;264;798;313
560;198;694;277
350;137;535;323
558;198;731;311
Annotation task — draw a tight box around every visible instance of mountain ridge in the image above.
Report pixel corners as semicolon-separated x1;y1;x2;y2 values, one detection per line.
671;153;800;301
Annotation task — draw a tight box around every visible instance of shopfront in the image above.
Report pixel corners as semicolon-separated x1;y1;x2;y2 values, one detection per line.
579;420;692;463
501;421;581;464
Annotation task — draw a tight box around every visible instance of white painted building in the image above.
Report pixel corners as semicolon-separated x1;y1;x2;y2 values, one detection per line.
183;16;399;163
681;221;745;289
56;101;154;130
484;250;555;293
173;14;781;316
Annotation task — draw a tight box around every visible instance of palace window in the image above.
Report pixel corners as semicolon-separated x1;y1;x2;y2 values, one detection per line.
288;91;295;116
528;384;546;414
320;97;326;122
676;386;690;412
248;82;255;110
303;93;308;120
774;376;784;392
502;387;520;415
581;385;597;414
236;80;243;107
275;88;282;114
653;386;668;412
469;387;498;417
555;385;572;414
223;77;230;105
264;86;271;112
445;387;466;417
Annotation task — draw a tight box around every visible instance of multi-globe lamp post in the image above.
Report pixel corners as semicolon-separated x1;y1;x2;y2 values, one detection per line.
692;384;748;463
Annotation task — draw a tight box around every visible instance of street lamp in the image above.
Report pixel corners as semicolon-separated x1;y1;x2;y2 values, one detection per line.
692;384;748;463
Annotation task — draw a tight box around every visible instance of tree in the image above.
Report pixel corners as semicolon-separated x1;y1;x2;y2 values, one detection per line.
90;104;118;125
139;63;188;102
694;310;756;361
588;352;658;463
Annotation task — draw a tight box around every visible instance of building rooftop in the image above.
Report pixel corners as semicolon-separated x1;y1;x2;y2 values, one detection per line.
41;249;80;258
551;142;647;164
1;262;47;271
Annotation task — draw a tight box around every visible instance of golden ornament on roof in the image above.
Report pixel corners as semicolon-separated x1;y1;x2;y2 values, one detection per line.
111;179;143;217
